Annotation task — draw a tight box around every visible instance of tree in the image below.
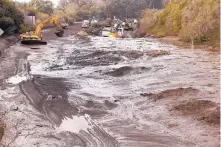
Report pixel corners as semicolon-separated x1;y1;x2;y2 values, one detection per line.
0;0;24;35
179;0;220;48
63;0;102;20
69;0;89;7
103;0;156;18
29;0;42;8
57;0;69;12
39;0;54;14
29;0;54;15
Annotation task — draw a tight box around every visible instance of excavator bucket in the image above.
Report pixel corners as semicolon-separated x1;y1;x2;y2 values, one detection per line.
21;40;47;45
55;30;64;37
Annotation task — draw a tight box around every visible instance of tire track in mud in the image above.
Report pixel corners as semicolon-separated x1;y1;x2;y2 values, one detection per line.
9;36;219;147
16;56;61;130
27;78;119;147
16;53;76;125
16;46;120;147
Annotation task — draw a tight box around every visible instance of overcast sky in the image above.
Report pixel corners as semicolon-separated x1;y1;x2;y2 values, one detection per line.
13;0;59;6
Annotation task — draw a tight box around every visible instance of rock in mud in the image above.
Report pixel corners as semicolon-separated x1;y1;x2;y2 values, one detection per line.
114;100;120;103
106;66;133;77
147;50;170;58
30;47;40;50
118;51;144;60
77;31;88;36
84;27;102;36
106;66;151;77
104;100;118;109
10;105;19;111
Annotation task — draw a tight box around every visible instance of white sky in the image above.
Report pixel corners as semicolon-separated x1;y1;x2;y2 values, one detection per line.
13;0;59;6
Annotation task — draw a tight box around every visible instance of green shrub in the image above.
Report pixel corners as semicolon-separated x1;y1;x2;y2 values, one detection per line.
139;0;220;47
194;36;210;43
0;0;24;35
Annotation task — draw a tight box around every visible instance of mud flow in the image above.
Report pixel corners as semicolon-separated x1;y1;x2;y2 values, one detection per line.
1;36;220;147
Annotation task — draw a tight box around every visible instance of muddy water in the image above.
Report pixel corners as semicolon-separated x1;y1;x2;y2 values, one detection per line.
4;36;219;147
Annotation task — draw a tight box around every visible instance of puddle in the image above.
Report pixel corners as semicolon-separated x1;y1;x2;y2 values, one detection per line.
58;114;92;133
6;73;32;84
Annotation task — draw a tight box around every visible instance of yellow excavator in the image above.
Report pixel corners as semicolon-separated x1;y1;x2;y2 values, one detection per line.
20;16;64;45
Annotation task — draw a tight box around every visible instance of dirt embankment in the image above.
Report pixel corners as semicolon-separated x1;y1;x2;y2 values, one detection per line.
0;36;19;144
157;36;220;52
141;87;220;126
0;36;19;58
133;31;220;52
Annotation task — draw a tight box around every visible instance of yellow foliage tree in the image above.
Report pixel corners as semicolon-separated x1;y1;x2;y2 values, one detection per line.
139;0;220;47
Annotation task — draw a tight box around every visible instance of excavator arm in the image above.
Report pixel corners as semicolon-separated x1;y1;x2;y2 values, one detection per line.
20;16;64;45
35;16;64;37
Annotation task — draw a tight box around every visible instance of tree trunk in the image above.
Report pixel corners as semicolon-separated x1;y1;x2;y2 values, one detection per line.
191;37;194;49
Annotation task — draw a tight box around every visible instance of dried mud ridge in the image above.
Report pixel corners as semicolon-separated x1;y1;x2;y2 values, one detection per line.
105;66;151;77
57;50;170;69
173;100;220;125
141;87;199;101
141;87;220;125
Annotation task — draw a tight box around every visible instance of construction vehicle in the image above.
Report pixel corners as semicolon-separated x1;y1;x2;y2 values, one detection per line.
20;16;64;45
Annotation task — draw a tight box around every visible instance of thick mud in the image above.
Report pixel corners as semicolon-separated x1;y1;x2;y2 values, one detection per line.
141;87;199;101
0;34;220;147
106;66;151;77
173;100;220;125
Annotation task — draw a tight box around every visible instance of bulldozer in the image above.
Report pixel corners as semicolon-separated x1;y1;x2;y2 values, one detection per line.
20;16;64;45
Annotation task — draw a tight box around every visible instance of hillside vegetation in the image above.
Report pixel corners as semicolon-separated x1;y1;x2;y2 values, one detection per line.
0;0;24;35
139;0;220;47
56;0;102;23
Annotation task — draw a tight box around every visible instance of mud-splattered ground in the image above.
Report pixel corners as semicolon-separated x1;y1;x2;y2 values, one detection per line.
0;29;220;147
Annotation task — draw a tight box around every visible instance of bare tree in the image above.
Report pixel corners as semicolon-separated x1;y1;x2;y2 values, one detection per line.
57;0;69;12
29;0;54;14
104;0;155;18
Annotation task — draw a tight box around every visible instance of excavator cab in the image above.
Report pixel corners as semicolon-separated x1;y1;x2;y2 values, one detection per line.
20;16;64;45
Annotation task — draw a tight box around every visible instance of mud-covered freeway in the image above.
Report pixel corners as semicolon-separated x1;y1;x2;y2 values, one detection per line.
0;33;219;147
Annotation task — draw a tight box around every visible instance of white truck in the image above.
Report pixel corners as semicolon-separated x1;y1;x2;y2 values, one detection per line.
82;20;90;28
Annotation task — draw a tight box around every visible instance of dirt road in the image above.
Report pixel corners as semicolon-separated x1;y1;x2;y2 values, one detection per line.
0;24;220;147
